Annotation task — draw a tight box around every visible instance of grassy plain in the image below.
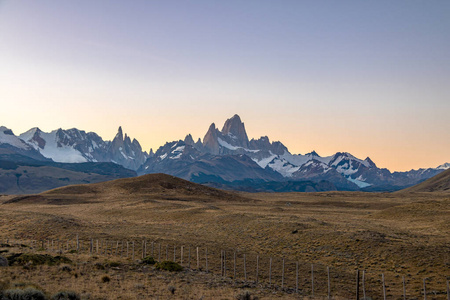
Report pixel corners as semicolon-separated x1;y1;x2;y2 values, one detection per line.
0;174;449;299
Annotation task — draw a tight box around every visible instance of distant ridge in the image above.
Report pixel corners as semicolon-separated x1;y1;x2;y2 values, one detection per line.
5;173;249;204
399;168;450;193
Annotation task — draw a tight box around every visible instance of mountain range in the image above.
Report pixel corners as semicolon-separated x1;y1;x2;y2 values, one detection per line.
1;115;448;193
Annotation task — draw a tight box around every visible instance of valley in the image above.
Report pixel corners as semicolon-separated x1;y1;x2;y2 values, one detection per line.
1;174;449;299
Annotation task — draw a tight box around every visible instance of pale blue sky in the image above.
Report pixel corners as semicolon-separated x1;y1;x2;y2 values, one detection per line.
0;1;449;170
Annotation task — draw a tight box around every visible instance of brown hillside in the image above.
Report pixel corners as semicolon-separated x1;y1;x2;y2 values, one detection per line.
400;168;450;193
5;173;250;204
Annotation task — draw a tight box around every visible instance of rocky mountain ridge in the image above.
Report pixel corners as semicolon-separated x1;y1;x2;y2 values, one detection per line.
1;115;448;192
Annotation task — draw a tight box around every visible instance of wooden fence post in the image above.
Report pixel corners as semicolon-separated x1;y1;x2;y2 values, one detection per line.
295;261;299;293
173;245;176;261
96;240;99;254
256;255;259;284
132;241;135;262
269;257;272;285
76;234;79;252
244;254;247;282
382;273;386;300
328;266;331;299
126;241;129;257
423;278;427;300
181;246;184;265
121;241;123;257
188;246;191;268
196;247;199;269
151;241;154;257
446;280;449;300
224;250;226;277
158;243;161;262
142;240;145;259
311;263;314;297
220;250;223;275
356;270;360;300
402;275;406;300
166;245;168;260
144;240;147;258
234;250;236;280
282;258;285;289
205;248;208;272
362;270;366;300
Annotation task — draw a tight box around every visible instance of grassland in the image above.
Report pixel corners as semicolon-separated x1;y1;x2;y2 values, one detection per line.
0;174;449;299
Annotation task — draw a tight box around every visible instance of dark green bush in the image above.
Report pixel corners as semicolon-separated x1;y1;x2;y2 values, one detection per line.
7;254;72;266
141;256;156;265
101;275;110;283
93;263;105;270
104;261;121;268
155;261;183;272
51;291;80;300
2;287;47;300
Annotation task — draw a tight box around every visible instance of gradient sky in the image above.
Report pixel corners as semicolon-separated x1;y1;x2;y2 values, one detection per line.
0;1;449;171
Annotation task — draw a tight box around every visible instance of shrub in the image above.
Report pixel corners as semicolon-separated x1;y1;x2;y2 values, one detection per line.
0;255;8;267
59;265;72;272
51;291;80;300
7;253;72;266
93;263;105;270
101;275;110;283
168;285;176;294
2;287;47;300
104;261;121;268
141;256;156;265
155;261;183;272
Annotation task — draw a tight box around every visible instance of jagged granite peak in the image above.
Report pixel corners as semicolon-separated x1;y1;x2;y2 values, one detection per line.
249;136;271;150
16;126;148;170
149;148;154;157
306;150;319;157
221;114;249;148
184;134;195;146
203;123;220;155
107;127;148;170
364;157;376;168
116;126;123;140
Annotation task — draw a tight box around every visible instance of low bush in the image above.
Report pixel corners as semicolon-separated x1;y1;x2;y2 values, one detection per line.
51;291;80;300
155;261;183;272
101;275;110;283
142;256;156;265
104;261;121;268
7;253;72;266
1;287;47;300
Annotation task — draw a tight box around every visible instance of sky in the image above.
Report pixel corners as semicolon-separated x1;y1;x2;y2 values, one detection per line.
0;1;449;171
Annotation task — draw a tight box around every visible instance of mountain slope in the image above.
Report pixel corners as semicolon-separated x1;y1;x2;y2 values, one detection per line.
6;173;249;204
0;154;136;194
400;168;450;193
139;114;448;191
19;126;148;170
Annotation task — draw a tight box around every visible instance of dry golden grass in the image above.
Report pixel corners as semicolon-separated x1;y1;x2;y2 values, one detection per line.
1;174;449;299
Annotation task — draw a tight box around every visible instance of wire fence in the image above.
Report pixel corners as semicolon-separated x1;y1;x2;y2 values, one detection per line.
2;236;449;299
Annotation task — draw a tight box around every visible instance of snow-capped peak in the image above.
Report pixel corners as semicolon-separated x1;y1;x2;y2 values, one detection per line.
436;162;450;170
0;126;31;150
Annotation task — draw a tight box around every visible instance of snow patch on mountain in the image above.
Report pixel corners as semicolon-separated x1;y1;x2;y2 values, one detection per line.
0;126;30;149
347;177;371;188
267;157;300;177
436;163;450;170
35;130;87;163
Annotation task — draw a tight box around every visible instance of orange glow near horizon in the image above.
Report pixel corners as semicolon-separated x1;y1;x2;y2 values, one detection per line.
0;2;448;172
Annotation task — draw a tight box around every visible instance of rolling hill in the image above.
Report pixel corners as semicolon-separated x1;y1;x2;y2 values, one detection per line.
400;168;450;193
